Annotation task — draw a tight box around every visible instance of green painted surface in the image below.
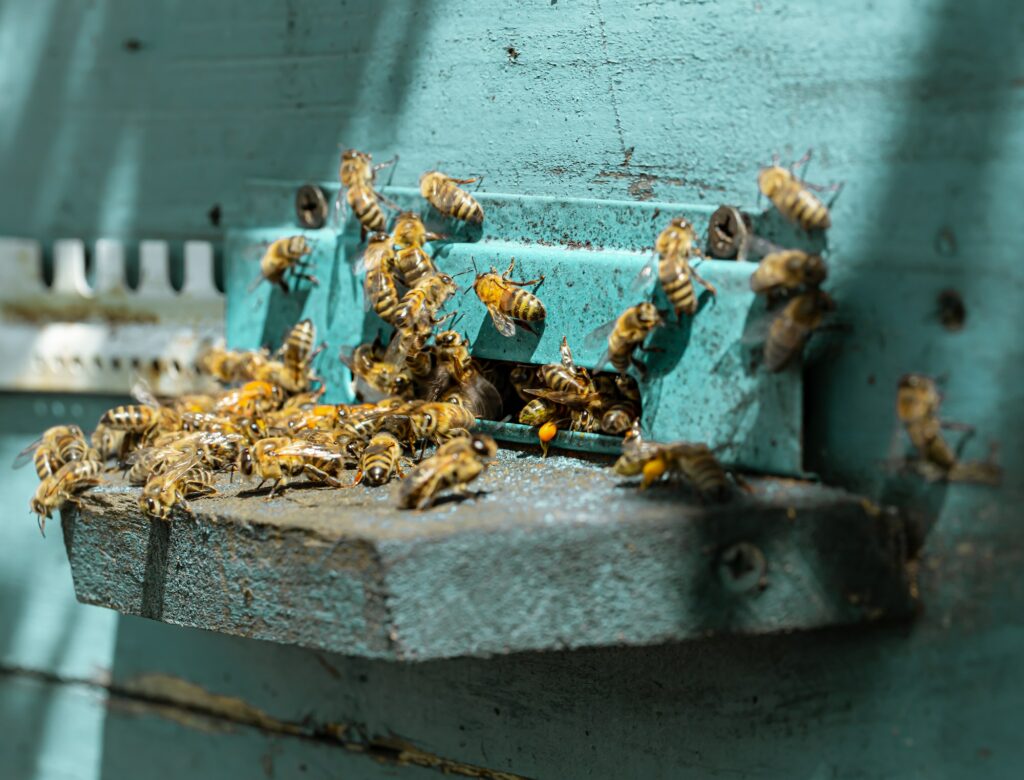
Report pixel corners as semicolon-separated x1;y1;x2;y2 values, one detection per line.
227;188;807;473
62;465;913;660
0;0;1021;777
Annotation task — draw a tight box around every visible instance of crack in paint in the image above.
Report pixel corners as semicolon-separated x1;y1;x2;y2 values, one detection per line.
0;665;530;780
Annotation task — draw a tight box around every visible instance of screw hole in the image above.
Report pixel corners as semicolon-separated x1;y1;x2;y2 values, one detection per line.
937;289;966;331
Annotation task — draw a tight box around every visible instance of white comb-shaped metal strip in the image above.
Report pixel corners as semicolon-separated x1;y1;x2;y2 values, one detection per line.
0;235;224;394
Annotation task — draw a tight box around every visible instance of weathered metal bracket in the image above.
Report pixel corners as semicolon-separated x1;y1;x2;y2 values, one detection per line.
226;182;806;475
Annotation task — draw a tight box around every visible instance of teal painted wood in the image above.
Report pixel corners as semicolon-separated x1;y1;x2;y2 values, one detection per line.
0;0;1022;777
226;185;808;473
60;463;914;661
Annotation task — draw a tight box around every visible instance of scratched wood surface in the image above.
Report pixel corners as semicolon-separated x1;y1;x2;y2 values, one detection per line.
0;0;1022;777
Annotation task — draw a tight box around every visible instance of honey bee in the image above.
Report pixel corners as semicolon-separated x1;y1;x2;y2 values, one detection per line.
393;272;458;343
339;342;414;400
419;171;484;225
749;250;827;298
384;401;476;449
139;456;218;521
614;431;729;500
333;149;398;236
634;217;717;319
237;437;352;497
90;424;125;463
433;330;474;385
249;236;318;294
586;302;664;377
275;319;321;392
896;374;1001;484
349;431;409;487
763;289;835;372
151;430;245;470
473;258;546;337
390;215;441;288
14;425;93;480
396;433;497;510
360;233;403;325
214;380;285;416
758;153;837;231
30;458;104;534
593;375;640;435
197;344;247;383
438;377;503;421
126;443;199;486
99;404;179;438
392;211;445;251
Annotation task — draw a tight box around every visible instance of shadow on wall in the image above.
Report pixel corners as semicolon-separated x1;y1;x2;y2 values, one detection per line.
804;0;1024;499
0;0;434;245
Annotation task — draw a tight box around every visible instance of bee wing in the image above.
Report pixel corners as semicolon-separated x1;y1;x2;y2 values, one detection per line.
12;435;45;469
559;336;577;371
131;376;161;409
486;305;517;338
523;388;591;407
159;449;203;481
363;269;389;313
383;333;410;365
629;254;659;295
583;318;617;352
338;346;356;372
274;441;341;460
247;272;266;294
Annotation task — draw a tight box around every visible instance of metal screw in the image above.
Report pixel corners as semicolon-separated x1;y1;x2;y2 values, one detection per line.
716;542;767;593
707;205;753;259
295;184;329;229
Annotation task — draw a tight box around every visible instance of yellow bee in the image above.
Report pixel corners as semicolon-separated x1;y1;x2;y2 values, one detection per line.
90;424;125;463
749;250;827;298
392;210;445;250
333;149;398;236
419;171;484;224
396;433;497;510
758;152;838;231
14;425;94;480
349;431;409;487
274;319;321;393
473;258;546;337
614;430;729;500
393;273;458;341
896;374;1001;484
214;380;285;417
385;401;476;449
237;437;352;497
360;232;402;325
249;236;318;294
30;459;104;534
139;456;218;521
763;289;834;372
633;217;716;319
586;302;664;377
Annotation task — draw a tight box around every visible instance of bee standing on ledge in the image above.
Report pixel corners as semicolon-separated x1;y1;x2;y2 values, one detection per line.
896;374;1001;485
758;150;841;231
473;258;546;337
333;149;398;237
249;236;319;294
391;212;441;287
348;431;409;487
633;217;716;320
30;458;104;534
361;232;403;326
586;302;664;377
419;170;484;224
396;433;497;510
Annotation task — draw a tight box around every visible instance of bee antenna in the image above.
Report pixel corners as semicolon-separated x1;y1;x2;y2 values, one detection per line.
450;268;474;278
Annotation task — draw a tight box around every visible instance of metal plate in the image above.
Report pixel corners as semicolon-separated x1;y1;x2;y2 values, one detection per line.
226;183;805;474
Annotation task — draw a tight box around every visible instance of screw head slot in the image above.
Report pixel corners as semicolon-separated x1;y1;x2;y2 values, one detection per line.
707;205;752;259
716;542;768;593
295;184;329;229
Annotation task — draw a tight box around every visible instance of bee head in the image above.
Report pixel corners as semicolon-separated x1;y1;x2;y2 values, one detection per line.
757;165;790;196
30;497;49;519
238;448;254;477
141;495;169;520
470;434;498;459
391;373;412;396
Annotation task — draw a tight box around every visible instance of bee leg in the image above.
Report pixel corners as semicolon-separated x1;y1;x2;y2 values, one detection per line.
689;265;718;297
331;189;348;229
302;464;341;488
253;479;268;492
266;479;285;499
299;273;320;287
629;357;648;379
277;279;291;294
791;148;813;177
376;190;402;212
507;274;544;288
517;319;539;336
373;154;399;172
449;176;480;186
502;257;516;278
638;345;665;353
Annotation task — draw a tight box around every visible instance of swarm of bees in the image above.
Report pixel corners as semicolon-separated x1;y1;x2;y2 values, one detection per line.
19;145;996;533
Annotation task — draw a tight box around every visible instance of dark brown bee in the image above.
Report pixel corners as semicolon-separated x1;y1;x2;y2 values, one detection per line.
419;171;484;224
763;289;835;372
749;250;827;297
